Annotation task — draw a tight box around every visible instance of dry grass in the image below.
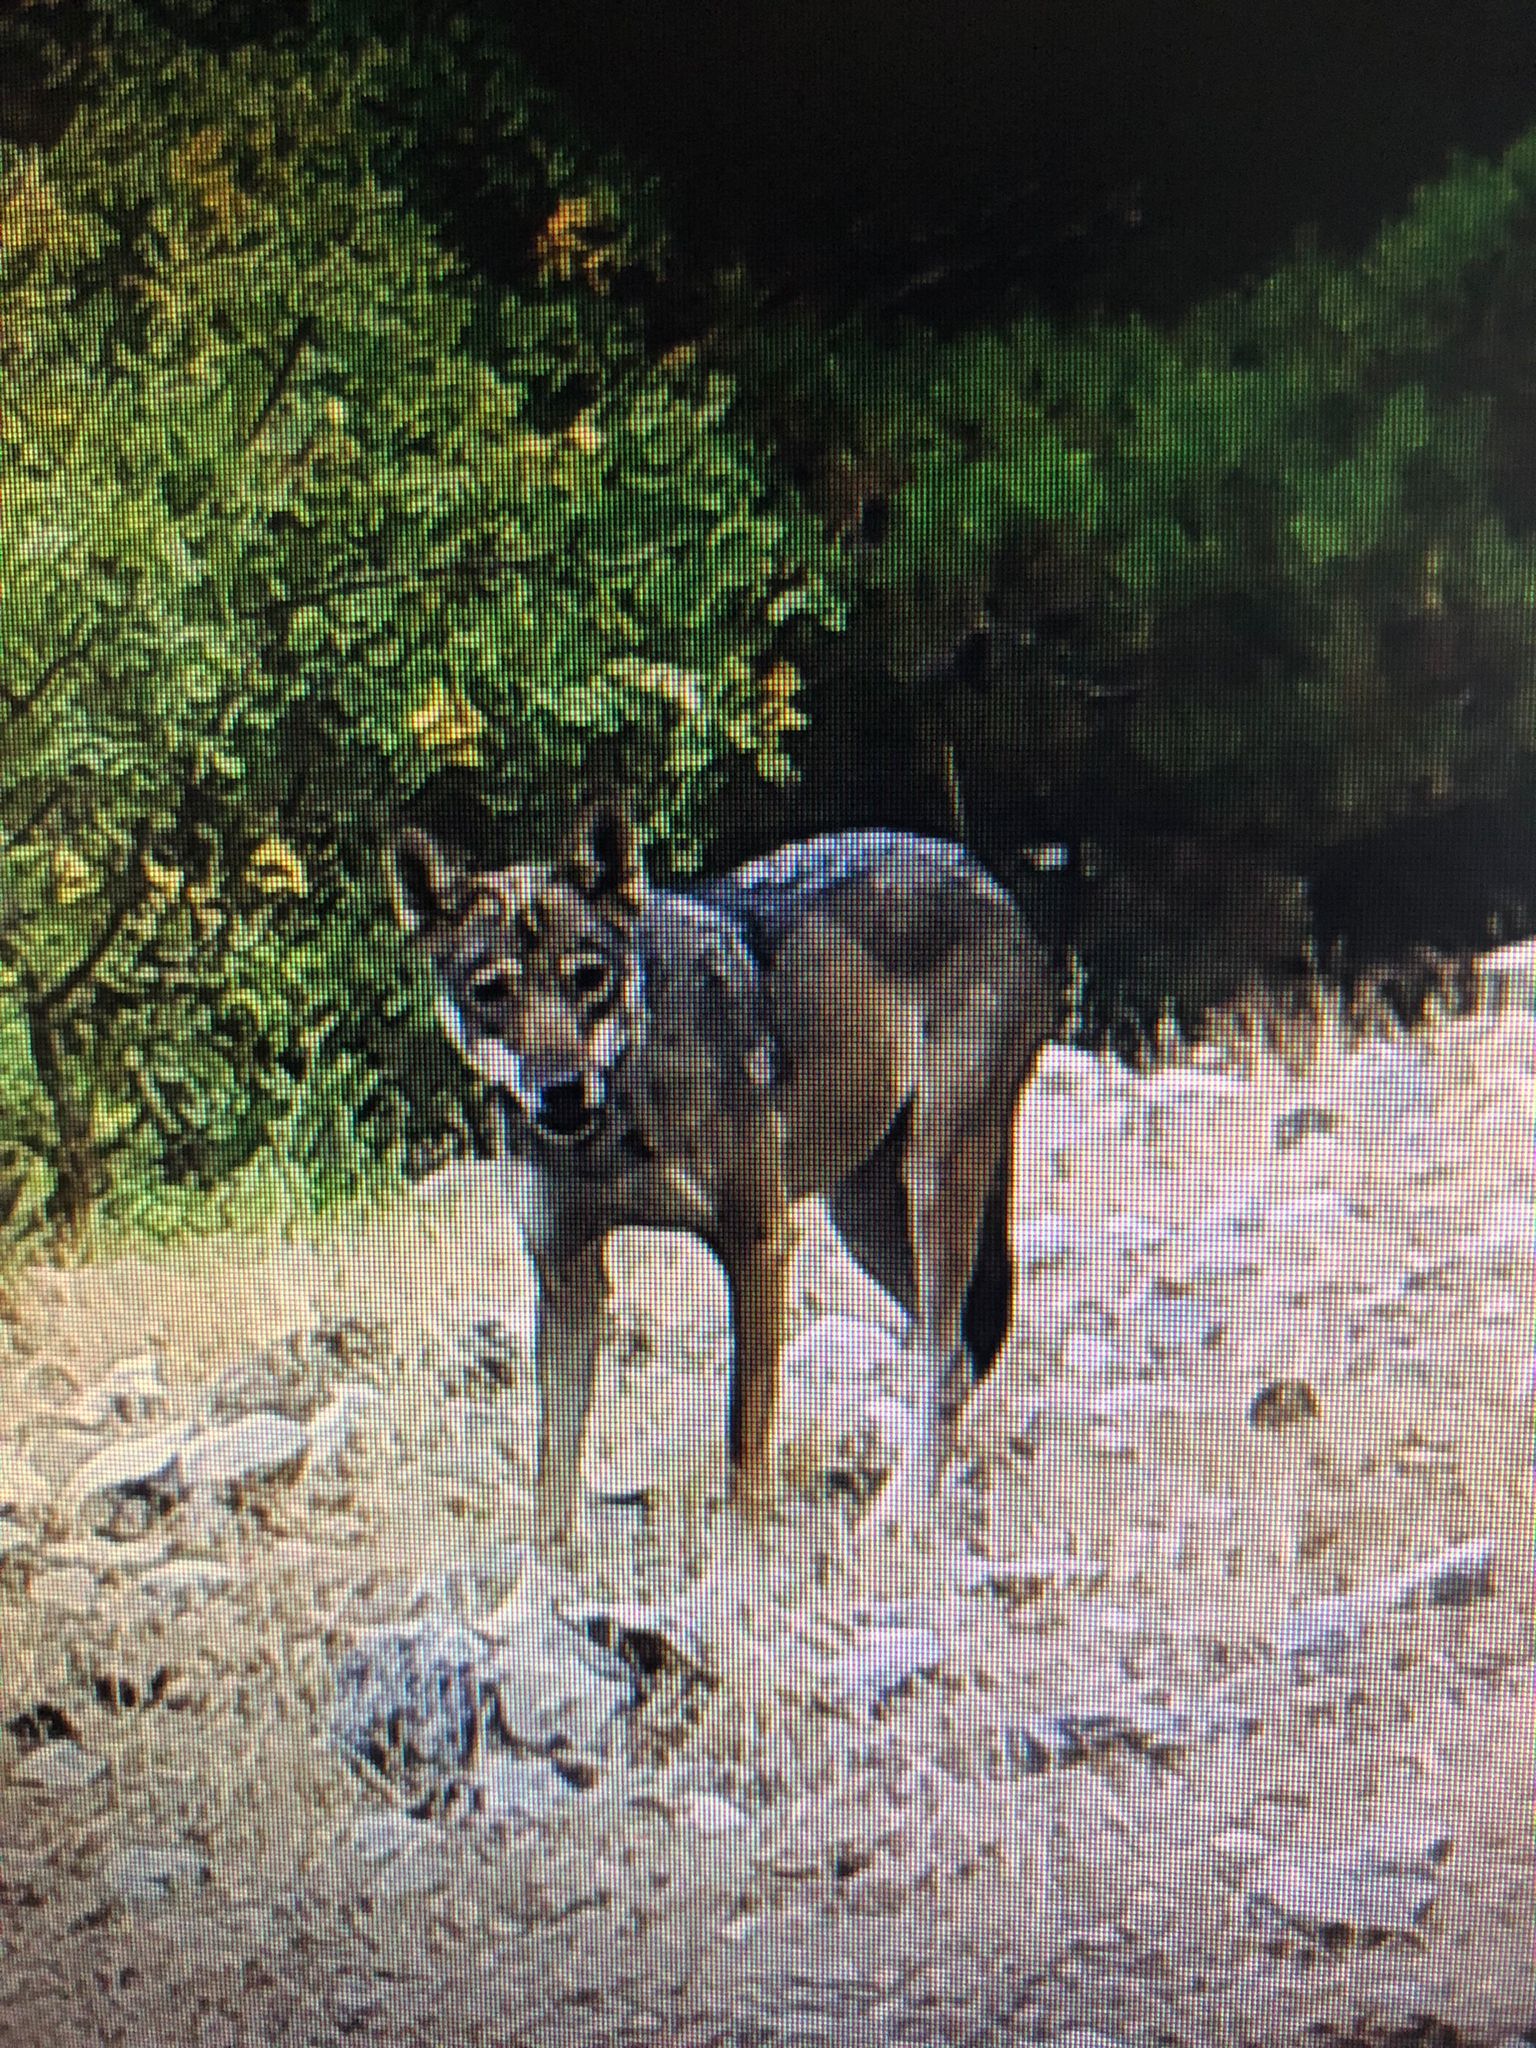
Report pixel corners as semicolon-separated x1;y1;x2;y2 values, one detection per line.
0;951;1529;2048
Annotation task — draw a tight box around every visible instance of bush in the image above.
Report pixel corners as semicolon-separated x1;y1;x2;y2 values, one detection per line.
0;7;842;1261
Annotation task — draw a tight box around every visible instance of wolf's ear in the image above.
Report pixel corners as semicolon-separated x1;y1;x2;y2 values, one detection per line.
558;799;645;910
387;828;468;934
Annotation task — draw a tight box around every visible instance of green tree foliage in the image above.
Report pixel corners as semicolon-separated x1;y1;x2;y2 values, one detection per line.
0;7;842;1261
719;133;1536;846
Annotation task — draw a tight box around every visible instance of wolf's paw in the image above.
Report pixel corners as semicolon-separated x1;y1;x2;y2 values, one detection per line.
863;1435;986;1556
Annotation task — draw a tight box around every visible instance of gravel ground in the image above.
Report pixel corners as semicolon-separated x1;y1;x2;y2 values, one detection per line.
0;956;1530;2048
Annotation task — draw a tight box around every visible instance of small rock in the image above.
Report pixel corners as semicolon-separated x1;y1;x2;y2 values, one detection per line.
1275;1593;1370;1661
1083;1383;1177;1428
1367;1816;1454;1878
0;1451;50;1518
140;1559;235;1604
1057;1331;1124;1379
63;1353;170;1428
955;1551;1107;1600
824;1393;922;1500
993;1719;1057;1773
307;1383;383;1463
13;1742;107;1791
331;1815;450;1897
1138;1289;1224;1361
1212;1827;1273;1865
1383;1539;1495;1613
1020;840;1070;873
1250;1849;1435;1939
502;1641;633;1752
1122;1702;1192;1754
1200;1676;1272;1742
1011;1706;1185;1770
678;1792;754;1835
1475;940;1536;1012
176;1413;309;1491
457;1316;523;1383
52;1533;172;1574
345;1812;423;1865
1268;1189;1358;1233
473;1755;584;1824
1272;1103;1337;1152
556;1602;711;1697
1249;1379;1319;1430
59;1429;190;1514
372;1854;452;1900
32;1565;102;1618
98;1844;209;1906
1286;1548;1507;1662
826;1626;943;1715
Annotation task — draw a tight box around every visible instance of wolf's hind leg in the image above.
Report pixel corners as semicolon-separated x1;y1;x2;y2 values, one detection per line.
896;1084;1020;1506
532;1240;608;1548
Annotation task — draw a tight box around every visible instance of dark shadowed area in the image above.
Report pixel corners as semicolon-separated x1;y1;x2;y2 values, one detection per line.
507;0;1536;318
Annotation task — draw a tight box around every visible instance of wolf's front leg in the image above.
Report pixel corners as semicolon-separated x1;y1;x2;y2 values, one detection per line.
718;1205;796;1528
531;1239;609;1548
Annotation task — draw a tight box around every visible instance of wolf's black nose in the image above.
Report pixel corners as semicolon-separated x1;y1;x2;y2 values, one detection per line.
536;1075;594;1137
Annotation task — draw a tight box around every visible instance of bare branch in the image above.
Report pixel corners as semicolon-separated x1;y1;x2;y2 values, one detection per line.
243;315;316;450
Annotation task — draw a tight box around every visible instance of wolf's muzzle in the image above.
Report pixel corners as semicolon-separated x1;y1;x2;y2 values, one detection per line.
531;1072;606;1142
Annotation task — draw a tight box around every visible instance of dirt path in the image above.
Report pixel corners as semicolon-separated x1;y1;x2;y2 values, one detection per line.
0;965;1530;2048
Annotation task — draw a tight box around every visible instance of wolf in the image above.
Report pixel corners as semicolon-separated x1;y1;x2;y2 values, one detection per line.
388;801;1062;1547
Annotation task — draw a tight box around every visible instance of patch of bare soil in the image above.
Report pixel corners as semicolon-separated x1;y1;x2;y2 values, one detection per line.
0;958;1530;2048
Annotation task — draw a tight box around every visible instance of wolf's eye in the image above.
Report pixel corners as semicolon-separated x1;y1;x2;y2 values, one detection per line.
467;967;514;1009
563;954;614;1003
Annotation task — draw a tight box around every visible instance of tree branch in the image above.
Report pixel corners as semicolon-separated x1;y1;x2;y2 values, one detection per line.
243;315;316;450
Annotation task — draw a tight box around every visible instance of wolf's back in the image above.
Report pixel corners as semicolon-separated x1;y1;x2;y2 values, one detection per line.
692;830;1032;977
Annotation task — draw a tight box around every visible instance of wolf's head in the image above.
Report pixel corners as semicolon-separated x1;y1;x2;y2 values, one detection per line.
388;801;648;1144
